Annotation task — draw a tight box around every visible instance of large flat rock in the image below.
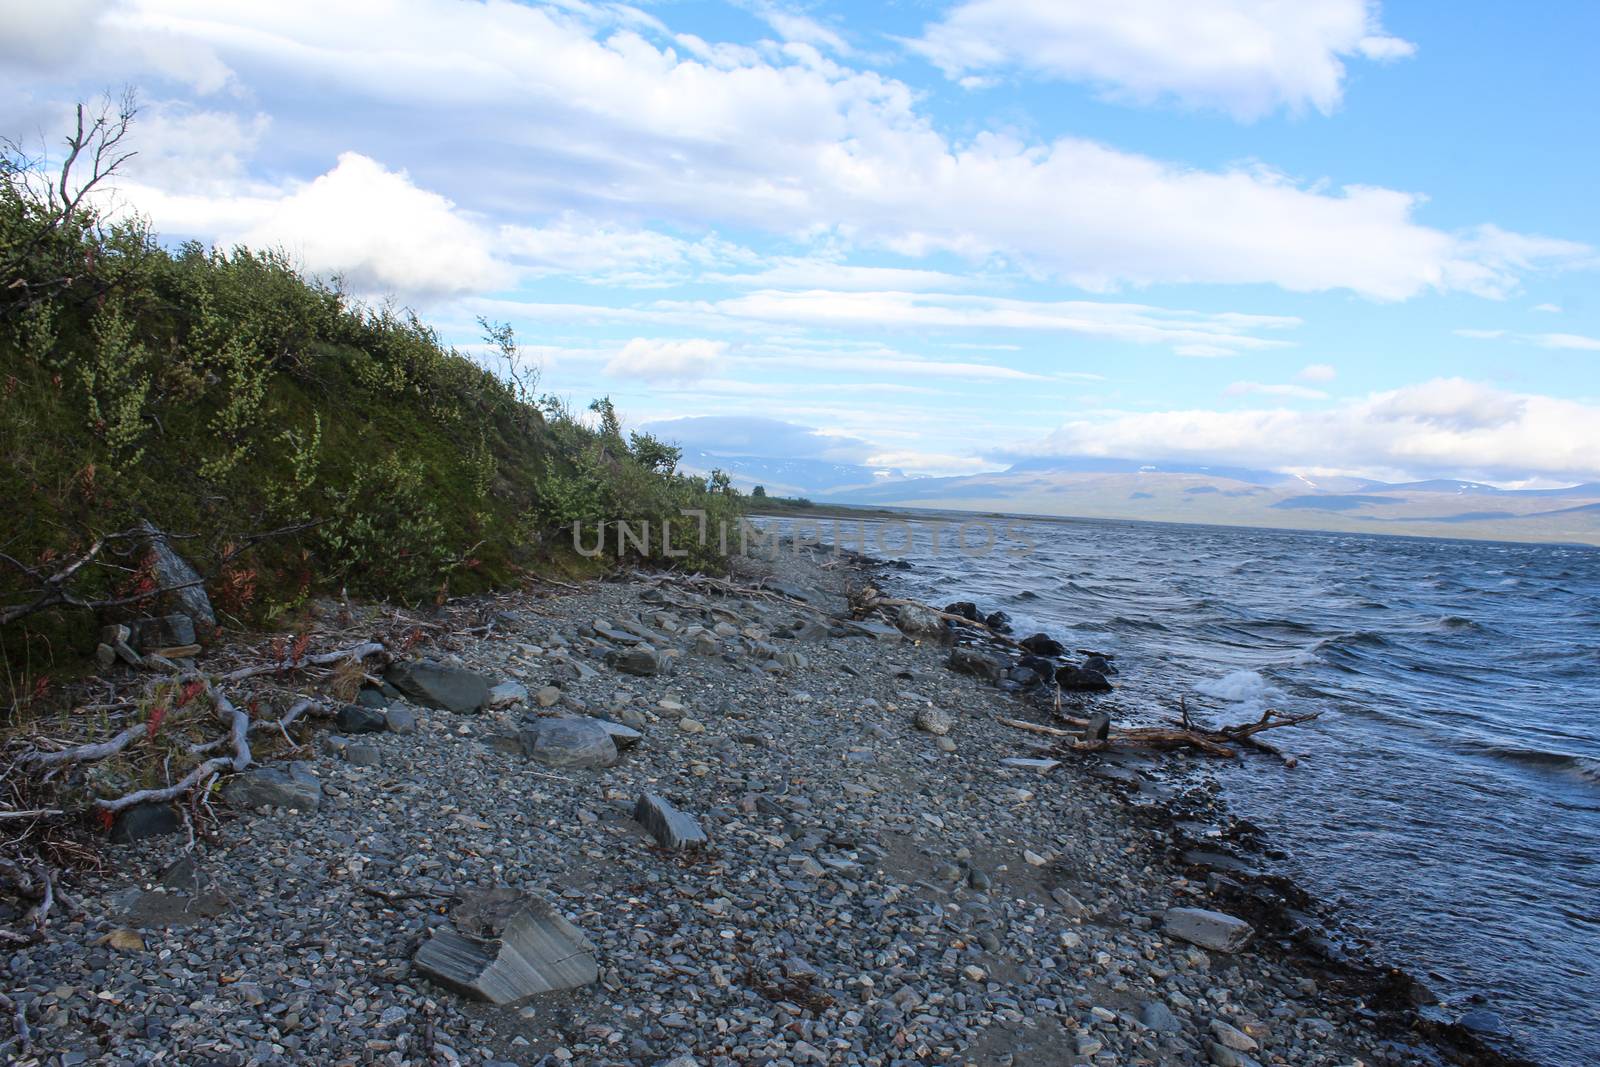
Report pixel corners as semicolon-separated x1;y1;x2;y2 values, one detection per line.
387;660;491;713
1164;907;1255;953
518;717;619;769
415;896;598;1004
635;792;707;850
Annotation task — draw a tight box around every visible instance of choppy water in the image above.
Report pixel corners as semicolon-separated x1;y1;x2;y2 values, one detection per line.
765;512;1600;1066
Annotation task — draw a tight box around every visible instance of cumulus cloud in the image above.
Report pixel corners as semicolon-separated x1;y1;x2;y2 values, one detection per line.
1037;379;1600;482
121;152;507;300
9;0;1582;301
606;338;729;383
908;0;1415;119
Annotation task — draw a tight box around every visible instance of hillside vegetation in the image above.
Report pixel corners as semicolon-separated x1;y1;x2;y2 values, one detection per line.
0;101;740;706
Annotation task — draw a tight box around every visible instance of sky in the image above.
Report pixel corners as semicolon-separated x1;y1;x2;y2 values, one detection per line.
3;0;1598;486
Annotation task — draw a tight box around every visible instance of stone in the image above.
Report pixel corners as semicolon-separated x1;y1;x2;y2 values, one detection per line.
518;717;619;769
335;704;387;734
692;633;719;656
606;644;661;676
222;764;323;811
948;647;1006;683
943;601;980;622
634;792;708;849
1051;888;1089;917
678;717;705;734
1082;711;1112;742
128;613;196;650
840;619;902;642
94;643;117;670
387;660;492;713
1140;1001;1182;1032
1210;1020;1258;1052
593;719;643;749
935;736;957;753
1019;633;1065;657
414;895;598;1005
1164;907;1254;953
384;706;418;734
344;743;381;767
1056;666;1113;693
984;610;1012;633
355;687;390;709
108;802;181;843
137;521;216;634
535;685;562;707
486;680;528;708
913;706;952;736
896;604;952;645
1000;757;1060;772
1207;1043;1262;1067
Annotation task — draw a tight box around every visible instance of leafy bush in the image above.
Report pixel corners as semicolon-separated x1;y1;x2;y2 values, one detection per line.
0;102;742;695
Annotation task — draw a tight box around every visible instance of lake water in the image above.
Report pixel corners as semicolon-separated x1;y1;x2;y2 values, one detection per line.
764;512;1600;1066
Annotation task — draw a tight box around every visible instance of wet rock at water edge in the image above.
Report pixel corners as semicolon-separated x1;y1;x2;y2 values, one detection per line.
948;646;1006;683
222;764;323;811
984;610;1012;633
414;893;599;1005
1056;665;1113;692
606;644;661;676
1082;711;1112;742
635;792;708;849
518;717;619;769
896;604;953;645
1019;633;1065;657
943;601;980;622
1164;907;1254;953
335;703;387;734
386;660;492;713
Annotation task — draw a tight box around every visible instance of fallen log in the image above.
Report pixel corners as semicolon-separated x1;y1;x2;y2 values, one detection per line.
999;705;1319;760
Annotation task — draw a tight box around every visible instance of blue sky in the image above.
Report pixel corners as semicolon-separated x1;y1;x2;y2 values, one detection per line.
4;0;1598;484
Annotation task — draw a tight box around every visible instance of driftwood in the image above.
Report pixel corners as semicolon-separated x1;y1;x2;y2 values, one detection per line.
222;641;385;682
1000;704;1319;760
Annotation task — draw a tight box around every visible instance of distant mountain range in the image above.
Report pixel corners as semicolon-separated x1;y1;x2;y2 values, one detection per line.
679;452;1600;546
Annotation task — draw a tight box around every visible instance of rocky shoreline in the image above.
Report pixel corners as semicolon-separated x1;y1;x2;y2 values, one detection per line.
1;548;1534;1065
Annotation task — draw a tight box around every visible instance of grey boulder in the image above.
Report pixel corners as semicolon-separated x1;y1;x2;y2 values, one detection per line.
948;647;1006;683
222;764;323;811
605;644;661;676
415;893;598;1005
387;660;491;713
634;792;708;850
895;604;952;645
137;521;216;634
1164;907;1254;953
518;717;619;769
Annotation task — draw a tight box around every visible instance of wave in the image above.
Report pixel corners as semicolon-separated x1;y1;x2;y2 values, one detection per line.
1436;615;1483;632
1196;669;1274;705
1469;745;1600;786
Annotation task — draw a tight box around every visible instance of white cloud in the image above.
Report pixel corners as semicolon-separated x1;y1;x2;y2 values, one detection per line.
122;152;507;300
680;289;1301;352
0;0;113;67
909;0;1415;120
1299;362;1337;382
1532;303;1562;313
12;0;1580;302
1226;381;1329;400
1455;328;1600;351
1533;333;1600;352
497;216;749;286
1038;378;1600;481
606;338;729;382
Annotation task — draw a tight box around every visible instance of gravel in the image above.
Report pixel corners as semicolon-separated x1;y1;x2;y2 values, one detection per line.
1;549;1436;1066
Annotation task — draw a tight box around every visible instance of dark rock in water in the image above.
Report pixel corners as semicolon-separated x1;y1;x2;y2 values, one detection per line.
896;604;952;645
109;802;181;843
1164;907;1254;952
889;559;912;570
414;894;599;1004
335;704;387;734
1081;654;1116;675
518;717;619;769
1056;665;1112;692
944;601;980;622
605;644;661;677
635;792;708;849
129;613;196;650
1458;1009;1506;1035
983;610;1012;633
222;764;323;810
948;647;1006;683
1020;633;1065;657
387;660;491;713
1082;711;1112;742
137;521;216;635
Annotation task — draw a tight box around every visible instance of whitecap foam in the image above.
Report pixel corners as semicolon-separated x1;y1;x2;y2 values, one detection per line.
1197;669;1272;705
